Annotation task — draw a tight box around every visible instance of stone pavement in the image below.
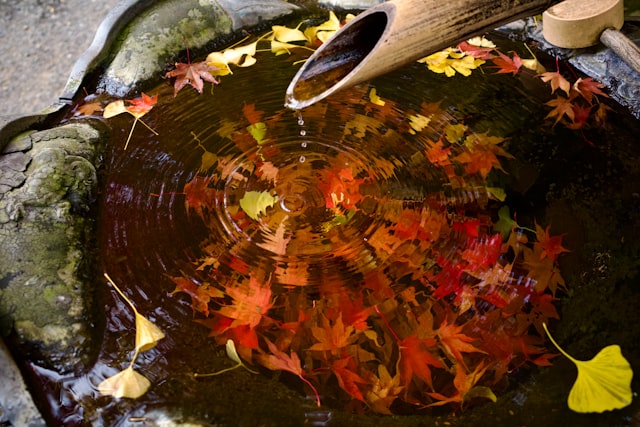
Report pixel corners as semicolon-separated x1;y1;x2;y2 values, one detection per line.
0;0;120;117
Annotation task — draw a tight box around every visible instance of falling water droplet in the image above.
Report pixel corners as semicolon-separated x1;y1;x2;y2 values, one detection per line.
301;141;308;148
300;129;307;136
299;156;306;163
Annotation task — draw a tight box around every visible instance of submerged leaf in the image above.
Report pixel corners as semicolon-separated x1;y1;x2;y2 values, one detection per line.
543;323;633;413
98;366;151;399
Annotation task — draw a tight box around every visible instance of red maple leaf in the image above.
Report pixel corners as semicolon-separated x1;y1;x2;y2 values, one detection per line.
573;77;609;104
490;51;522;75
458;41;495;60
165;61;219;96
460;234;502;272
331;357;368;402
184;175;217;218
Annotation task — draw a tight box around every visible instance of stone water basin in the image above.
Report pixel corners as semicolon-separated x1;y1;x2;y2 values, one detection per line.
1;0;639;426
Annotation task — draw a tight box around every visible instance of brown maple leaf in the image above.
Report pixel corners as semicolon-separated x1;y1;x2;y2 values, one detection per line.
545;95;575;125
538;70;571;96
165;61;220;96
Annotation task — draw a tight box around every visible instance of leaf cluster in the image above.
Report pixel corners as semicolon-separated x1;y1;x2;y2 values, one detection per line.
171;98;572;414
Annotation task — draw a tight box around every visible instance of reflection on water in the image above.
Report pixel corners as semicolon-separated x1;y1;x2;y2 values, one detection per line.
48;28;640;426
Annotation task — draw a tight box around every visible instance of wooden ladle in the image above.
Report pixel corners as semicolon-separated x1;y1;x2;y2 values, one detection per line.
543;0;640;73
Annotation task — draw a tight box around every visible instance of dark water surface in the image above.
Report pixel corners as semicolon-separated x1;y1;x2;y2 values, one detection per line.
42;27;640;426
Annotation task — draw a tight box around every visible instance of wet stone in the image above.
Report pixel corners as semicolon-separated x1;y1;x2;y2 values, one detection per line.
0;121;104;374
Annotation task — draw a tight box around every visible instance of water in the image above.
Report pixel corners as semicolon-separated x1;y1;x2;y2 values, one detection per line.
49;28;640;426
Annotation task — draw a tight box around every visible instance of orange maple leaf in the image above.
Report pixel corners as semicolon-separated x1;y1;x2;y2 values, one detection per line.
534;224;570;262
426;362;493;406
217;276;273;329
436;319;486;369
538;70;571;96
170;276;223;316
522;246;566;295
309;313;357;355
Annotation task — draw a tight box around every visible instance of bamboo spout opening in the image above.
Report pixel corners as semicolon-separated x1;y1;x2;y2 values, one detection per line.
285;10;389;109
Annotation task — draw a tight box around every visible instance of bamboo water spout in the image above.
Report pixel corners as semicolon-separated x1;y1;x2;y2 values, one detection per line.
285;0;560;109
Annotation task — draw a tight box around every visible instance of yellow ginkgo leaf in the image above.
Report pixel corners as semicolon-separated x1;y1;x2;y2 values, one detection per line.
194;340;258;377
98;366;151;399
135;312;166;352
103;100;128;118
369;88;386;106
543;323;633;413
272;25;308;43
205;51;233;76
104;273;165;352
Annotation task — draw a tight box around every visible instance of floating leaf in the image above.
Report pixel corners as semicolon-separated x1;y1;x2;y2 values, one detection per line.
103;93;158;149
239;190;278;220
98;365;151;399
135;313;166;352
543;323;633;413
369;88;386;106
104;273;165;352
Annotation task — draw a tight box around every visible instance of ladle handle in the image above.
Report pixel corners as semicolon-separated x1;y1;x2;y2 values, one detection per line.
599;28;640;74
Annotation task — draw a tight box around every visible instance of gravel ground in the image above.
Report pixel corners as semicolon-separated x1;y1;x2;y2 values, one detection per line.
0;0;120;117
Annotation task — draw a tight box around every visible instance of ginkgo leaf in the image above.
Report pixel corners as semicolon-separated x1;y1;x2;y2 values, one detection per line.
103;100;128;118
239;190;278;220
104;273;165;352
102;94;158;149
206;42;259;75
369;88;386;106
135;312;166;352
98;366;151;399
194;339;258;377
543;323;633;413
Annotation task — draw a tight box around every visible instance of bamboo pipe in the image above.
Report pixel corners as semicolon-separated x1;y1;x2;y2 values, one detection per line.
285;0;561;110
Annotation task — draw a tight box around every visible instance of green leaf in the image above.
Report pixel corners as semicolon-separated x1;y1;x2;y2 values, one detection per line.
543;323;633;413
494;205;515;239
239;190;278;220
247;122;268;144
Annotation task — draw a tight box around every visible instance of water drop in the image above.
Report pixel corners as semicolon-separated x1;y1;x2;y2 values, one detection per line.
299;156;306;163
301;141;308;148
300;130;307;136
